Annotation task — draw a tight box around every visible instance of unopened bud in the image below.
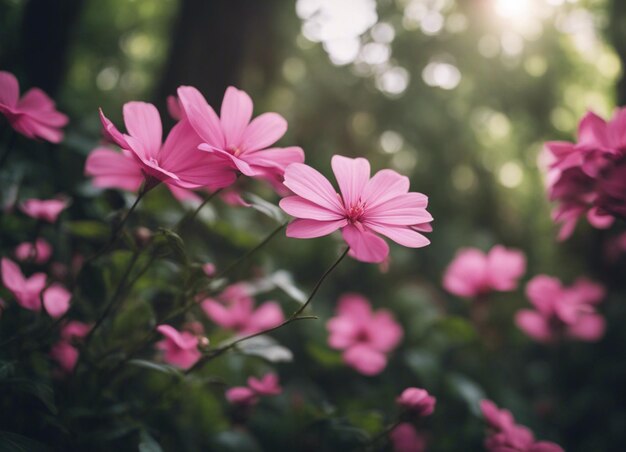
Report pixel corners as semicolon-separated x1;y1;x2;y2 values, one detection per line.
133;226;153;248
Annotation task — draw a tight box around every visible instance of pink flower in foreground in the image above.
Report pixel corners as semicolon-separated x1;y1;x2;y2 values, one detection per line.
177;86;305;183
201;295;284;335
1;257;46;311
50;321;91;374
396;387;436;417
280;155;433;263
327;294;403;375
19;198;68;223
98;101;236;190
390;423;427;452
15;238;52;264
443;245;526;298
42;283;71;318
156;324;201;369
481;400;563;452
0;71;68;143
226;372;283;407
515;275;606;343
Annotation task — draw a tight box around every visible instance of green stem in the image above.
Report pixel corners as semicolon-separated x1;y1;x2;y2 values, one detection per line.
173;188;223;232
186;246;350;373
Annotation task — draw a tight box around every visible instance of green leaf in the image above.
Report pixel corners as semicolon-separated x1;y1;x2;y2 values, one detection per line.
138;430;163;452
447;373;485;415
156;228;188;264
127;359;184;378
435;316;476;343
235;335;293;362
0;431;51;452
243;193;286;223
65;221;110;239
307;343;343;367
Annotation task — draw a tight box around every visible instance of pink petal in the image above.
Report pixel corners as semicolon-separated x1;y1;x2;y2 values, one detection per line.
198;143;257;176
286;218;347;238
586;207;614;229
225;386;258;405
327;316;360;349
515;310;553;343
244;146;305;173
156;324;198;349
280;196;345;221
50;341;79;373
530;442;565;452
361;169;410;209
367;310;403;352
331;155;371;208
167;95;183;120
248;373;282;395
177;85;225;148
577;111;610;149
220;86;253;149
567;314;605;341
123;102;162;158
247;301;284;333
1;258;26;293
99;108;131;149
336;293;372;318
365;193;432;225
366;223;430;248
166;184;202;202
0;71;19;107
389;423;426;452
525;276;563;315
14;239;52;264
485;245;526;291
240;112;287;152
341;225;389;263
442;249;488;297
85;147;144;192
201;299;237;329
43;284;71;318
343;344;388;375
283;163;344;213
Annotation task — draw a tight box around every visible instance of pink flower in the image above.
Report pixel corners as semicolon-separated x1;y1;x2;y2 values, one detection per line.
0;71;68;143
280;155;433;263
515;275;606;343
19;198;68;223
396;388;436;417
390;423;426;452
15;238;52;264
61;321;92;340
481;399;563;452
226;372;282;406
50;321;91;374
1;257;46;311
201;296;284;335
327;294;403;375
177;85;305;183
443;245;526;298
98;102;236;190
42;283;71;318
202;263;216;277
156;324;201;369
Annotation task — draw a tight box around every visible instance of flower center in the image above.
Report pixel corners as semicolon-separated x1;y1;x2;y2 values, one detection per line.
345;199;366;223
227;146;242;157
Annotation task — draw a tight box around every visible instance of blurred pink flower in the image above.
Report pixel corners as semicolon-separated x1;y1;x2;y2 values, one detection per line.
443;245;526;298
481;399;563;452
1;257;46;311
515;275;606;343
98;102;236;190
50;321;91;374
202;263;216;277
177;85;304;184
201;295;284;335
327;294;403;375
15;238;52;264
226;372;282;406
61;321;92;340
42;283;71;318
396;387;436;417
0;71;68;143
280;155;433;263
19;198;68;223
166;95;183;121
390;423;426;452
156;324;201;369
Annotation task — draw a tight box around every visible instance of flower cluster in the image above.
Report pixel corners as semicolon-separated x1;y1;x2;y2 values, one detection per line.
545;109;626;239
481;400;563;452
516;275;605;343
225;373;282;407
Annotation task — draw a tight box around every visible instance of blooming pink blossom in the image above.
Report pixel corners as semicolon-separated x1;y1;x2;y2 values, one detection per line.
443;245;526;298
390;423;426;452
19;198;68;223
156;324;201;370
327;294;403;375
15;238;52;264
50;321;91;374
481;400;563;452
201;295;284;335
1;257;46;311
396;387;436;417
0;71;68;143
177;85;305;184
280;155;433;263
515;275;605;343
97;102;236;191
42;283;71;318
226;373;282;407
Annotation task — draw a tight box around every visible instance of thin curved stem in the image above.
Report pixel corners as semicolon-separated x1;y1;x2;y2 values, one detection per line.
173;188;223;232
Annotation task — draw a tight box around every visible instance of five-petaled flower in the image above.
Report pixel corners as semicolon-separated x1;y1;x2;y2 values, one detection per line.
0;70;68;143
280;155;433;263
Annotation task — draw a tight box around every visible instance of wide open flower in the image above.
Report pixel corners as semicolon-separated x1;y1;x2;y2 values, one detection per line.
99;102;236;191
0;71;68;143
156;324;201;369
481;399;563;452
19;197;68;223
327;293;403;375
515;275;605;343
443;245;526;298
201;295;284;336
177;86;304;182
280;155;433;263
